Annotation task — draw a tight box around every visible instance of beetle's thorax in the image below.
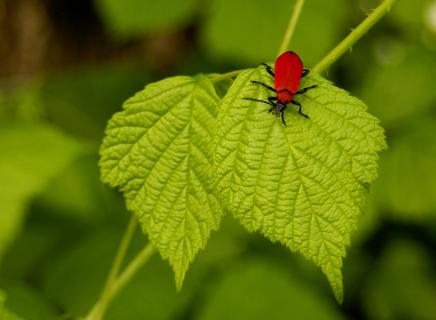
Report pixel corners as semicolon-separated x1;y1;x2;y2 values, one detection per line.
276;89;293;104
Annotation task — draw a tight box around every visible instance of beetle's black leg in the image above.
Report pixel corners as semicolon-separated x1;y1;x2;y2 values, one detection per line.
291;100;309;118
295;85;317;95
302;69;310;78
281;111;287;126
251;80;275;93
243;97;275;107
261;63;275;77
268;107;274;113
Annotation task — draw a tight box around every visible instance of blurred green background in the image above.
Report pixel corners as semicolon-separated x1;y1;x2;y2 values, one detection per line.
1;0;436;319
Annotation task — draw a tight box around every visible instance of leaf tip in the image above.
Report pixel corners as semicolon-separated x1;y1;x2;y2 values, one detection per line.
174;269;186;291
333;287;344;304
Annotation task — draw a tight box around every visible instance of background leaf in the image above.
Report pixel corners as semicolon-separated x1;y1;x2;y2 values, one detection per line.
99;75;223;288
195;258;344;320
95;0;197;38
372;117;436;220
42;227;201;320
0;282;57;320
213;67;386;301
362;240;436;320
35;154;116;223
42;217;246;319
0;290;24;320
389;0;436;42
358;46;436;129
0;124;82;265
40;65;151;140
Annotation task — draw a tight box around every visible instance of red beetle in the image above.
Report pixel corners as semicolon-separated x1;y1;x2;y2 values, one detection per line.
244;51;317;126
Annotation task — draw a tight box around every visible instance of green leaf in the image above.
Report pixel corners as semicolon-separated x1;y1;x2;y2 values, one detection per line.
0;222;65;280
42;227;120;315
36;154;116;222
40;64;151;140
95;0;197;39
196;259;344;320
99;75;223;288
0;290;24;320
358;46;436;128
42;222;241;320
389;0;436;43
0;124;81;265
0;282;57;320
213;67;386;302
373;117;436;219
363;240;436;320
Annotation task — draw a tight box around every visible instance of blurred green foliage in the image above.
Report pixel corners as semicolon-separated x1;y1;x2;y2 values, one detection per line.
95;0;198;38
196;258;344;320
1;0;436;319
0;290;23;320
40;66;151;140
363;240;436;320
202;0;347;66
374;118;436;219
0;281;57;320
0;124;82;265
358;46;436;128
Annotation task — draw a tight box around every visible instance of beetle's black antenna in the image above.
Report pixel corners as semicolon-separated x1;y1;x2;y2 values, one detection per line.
243;97;275;107
261;63;275;77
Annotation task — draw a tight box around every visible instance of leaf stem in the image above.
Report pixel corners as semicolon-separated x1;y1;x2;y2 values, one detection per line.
105;242;155;303
277;0;306;55
312;0;398;74
209;0;396;83
85;242;155;319
85;215;138;320
209;0;307;84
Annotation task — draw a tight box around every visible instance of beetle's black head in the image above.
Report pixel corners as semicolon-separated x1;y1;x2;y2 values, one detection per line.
274;102;286;117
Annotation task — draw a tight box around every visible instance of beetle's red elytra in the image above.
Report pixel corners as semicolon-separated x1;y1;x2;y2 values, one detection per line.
244;51;317;126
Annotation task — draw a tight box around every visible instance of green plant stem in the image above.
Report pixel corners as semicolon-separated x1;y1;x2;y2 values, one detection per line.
277;0;306;55
85;243;156;319
105;242;155;303
210;0;307;84
210;0;396;83
313;0;398;74
85;215;138;320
